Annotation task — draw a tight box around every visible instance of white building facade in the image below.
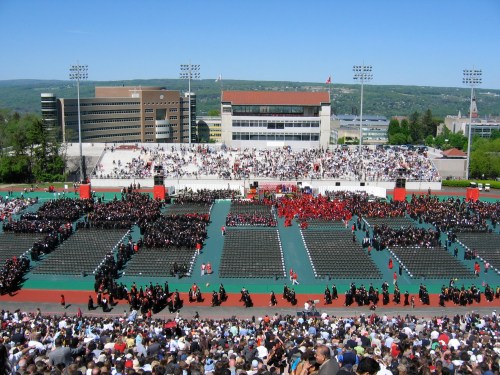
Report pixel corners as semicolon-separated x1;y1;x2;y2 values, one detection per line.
221;91;331;149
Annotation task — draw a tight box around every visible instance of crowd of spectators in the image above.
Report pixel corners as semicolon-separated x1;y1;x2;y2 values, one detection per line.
93;146;153;180
92;145;441;182
1;307;500;375
0;196;37;221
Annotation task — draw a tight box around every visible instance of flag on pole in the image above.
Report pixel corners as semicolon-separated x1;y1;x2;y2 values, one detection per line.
215;74;222;82
325;76;331;84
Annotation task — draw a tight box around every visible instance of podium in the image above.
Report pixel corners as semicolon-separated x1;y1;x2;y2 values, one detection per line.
393;178;406;202
153;164;165;200
393;188;406;202
153;185;166;200
466;187;479;202
79;184;91;199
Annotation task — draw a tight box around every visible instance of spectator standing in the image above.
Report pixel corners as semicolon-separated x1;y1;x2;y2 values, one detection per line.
201;263;206;276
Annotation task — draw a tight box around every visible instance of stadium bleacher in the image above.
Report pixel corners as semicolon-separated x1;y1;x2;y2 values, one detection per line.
124;247;196;278
302;226;382;279
0;233;39;261
32;229;129;276
219;229;285;278
389;246;475;279
457;232;500;272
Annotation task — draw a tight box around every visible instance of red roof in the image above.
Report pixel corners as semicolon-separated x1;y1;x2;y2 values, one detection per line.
222;91;330;106
442;148;467;158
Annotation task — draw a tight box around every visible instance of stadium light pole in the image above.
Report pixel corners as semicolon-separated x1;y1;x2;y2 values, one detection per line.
463;68;482;181
69;63;88;183
353;64;373;156
180;63;200;147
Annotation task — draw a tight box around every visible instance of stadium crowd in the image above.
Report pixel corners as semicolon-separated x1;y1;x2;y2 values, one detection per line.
1;307;500;375
92;145;441;182
0;196;37;221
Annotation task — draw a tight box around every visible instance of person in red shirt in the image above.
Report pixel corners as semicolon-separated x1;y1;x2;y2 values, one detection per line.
196;242;202;255
114;337;127;353
474;262;481;276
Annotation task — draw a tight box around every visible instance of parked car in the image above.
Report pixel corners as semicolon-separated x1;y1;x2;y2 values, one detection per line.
485;183;491;191
478;183;483;191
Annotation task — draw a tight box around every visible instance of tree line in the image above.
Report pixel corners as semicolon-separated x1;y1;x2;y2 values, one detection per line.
388;109;499;178
0;109;65;183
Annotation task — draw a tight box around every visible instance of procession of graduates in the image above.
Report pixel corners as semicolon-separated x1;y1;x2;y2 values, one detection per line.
88;280;184;316
338;281;429;309
439;279;499;307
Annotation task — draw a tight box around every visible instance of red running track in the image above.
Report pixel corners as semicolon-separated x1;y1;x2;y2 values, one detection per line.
2;289;499;309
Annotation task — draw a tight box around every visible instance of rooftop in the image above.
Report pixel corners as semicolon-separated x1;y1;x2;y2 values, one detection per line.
222;91;330;106
442;148;467;158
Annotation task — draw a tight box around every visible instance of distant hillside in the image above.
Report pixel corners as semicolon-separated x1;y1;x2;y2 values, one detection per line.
0;78;499;118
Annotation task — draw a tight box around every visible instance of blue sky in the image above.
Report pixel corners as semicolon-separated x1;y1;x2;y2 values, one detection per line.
1;0;499;89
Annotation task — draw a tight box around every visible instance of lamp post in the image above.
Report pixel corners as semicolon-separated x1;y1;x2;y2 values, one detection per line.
180;63;200;147
69;63;88;183
353;64;373;156
463;68;482;181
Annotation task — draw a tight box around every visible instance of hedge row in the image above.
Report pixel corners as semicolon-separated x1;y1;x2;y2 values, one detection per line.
442;180;499;189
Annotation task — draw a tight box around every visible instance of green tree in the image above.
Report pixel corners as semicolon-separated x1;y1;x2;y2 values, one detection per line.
425;135;434;146
421;109;441;138
388;118;401;136
207;109;220;116
0;110;66;183
400;119;410;137
470;137;500;178
409;111;423;144
389;133;407;145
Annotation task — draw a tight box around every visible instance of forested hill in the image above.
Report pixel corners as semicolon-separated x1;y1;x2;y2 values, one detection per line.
1;78;499;118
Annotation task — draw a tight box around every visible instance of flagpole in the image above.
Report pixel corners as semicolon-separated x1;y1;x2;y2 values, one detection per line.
329;74;332;101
